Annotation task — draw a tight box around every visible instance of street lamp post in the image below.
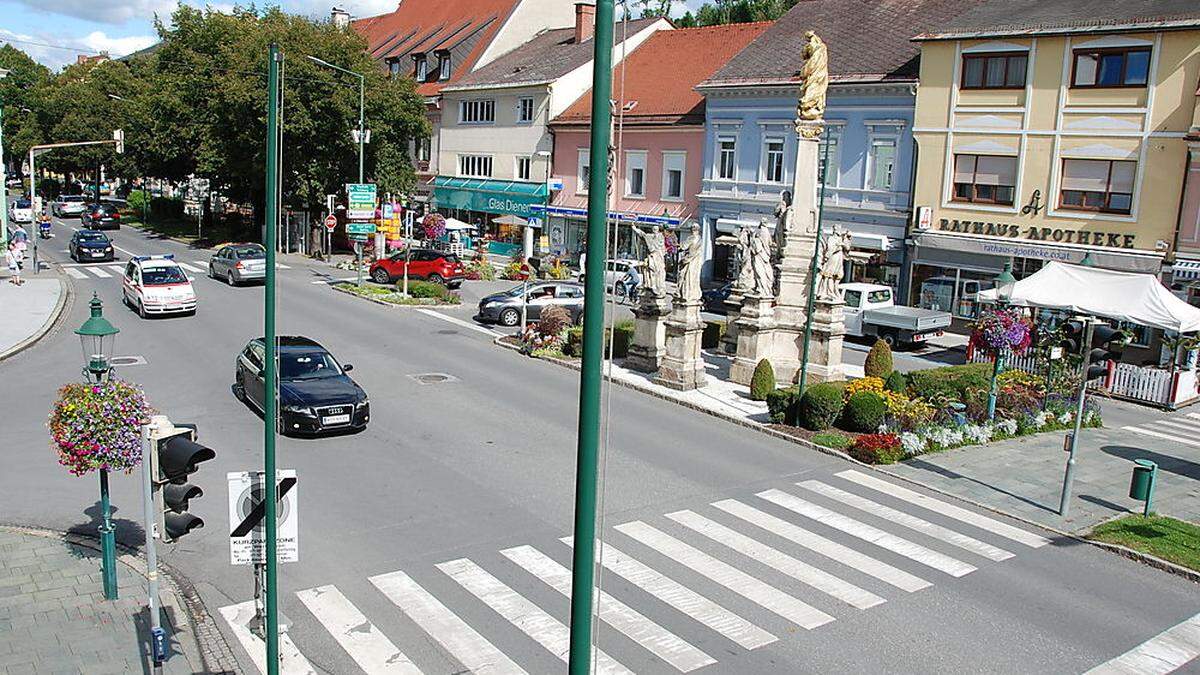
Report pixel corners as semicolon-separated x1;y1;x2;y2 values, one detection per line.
75;292;121;600
986;262;1017;421
798;132;833;395
306;56;365;183
1;68;10;247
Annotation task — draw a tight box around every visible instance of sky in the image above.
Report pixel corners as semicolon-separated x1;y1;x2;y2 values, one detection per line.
0;0;707;70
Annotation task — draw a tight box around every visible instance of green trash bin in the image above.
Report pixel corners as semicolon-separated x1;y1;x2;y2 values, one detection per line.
1129;459;1157;501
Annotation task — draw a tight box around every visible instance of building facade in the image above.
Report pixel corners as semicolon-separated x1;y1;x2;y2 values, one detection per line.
1170;100;1200;302
908;1;1200;332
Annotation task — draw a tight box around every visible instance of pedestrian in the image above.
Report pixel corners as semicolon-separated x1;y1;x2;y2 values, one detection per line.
579;250;586;274
6;243;22;286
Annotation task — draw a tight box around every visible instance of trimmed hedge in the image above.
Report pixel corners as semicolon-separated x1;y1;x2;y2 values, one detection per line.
767;386;801;424
749;359;776;401
797;382;847;430
841;391;887;432
864;339;893;379
906;362;993;401
565;320;634;358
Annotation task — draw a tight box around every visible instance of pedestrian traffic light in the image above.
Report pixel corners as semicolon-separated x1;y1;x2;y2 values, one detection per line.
1087;323;1129;381
151;420;215;542
1059;319;1087;355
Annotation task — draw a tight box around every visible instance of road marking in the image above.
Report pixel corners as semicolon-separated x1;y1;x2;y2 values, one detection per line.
1085;611;1200;674
798;481;1014;562
835;470;1051;548
713;499;930;592
437;558;632;674
295;585;420;674
757;489;976;577
1124;426;1200;448
415;308;498;337
218;601;316;675
370;569;527;675
176;261;205;273
1155;418;1200;433
85;266;111;278
277;263;291;269
1188;412;1200;421
501;545;715;672
65;268;87;279
561;537;775;650
614;521;834;630
310;277;360;285
666;510;884;609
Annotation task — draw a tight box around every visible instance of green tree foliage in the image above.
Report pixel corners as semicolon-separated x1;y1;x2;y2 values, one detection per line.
749;358;776;400
675;0;798;27
635;0;675;18
0;45;52;165
864;339;894;379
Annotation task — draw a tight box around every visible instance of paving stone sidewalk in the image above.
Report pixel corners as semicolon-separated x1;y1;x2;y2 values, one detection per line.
0;527;234;674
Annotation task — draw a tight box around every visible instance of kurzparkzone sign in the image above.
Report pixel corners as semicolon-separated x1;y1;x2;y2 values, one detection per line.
228;470;298;565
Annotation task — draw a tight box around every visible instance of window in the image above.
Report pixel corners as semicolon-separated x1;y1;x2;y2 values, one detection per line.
763;138;785;183
843;289;861;308
517;97;535;123
868;138;897;191
661;151;686;200
577;149;590;195
516;156;532;181
1072;47;1150;88
458;154;493;178
625;150;647;198
416;137;431;163
414;55;427;81
952;154;1017;205
437;52;451;80
1060;158;1135;214
388;61;400;76
819;127;841;186
961;52;1028;89
716;137;736;180
459;99;495;124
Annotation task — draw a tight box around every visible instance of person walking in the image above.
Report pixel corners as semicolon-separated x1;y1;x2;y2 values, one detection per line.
6;243;23;285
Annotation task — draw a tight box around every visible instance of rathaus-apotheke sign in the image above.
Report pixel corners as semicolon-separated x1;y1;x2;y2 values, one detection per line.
933;218;1137;250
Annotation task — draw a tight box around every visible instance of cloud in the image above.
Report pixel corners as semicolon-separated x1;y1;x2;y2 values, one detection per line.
80;31;157;56
0;27;157;70
7;0;176;25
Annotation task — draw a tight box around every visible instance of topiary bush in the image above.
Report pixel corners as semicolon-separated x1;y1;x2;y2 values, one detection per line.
841;391;887;433
767;386;802;424
749;359;776;401
884;370;907;393
864;339;894;379
797;382;847;431
906;363;993;401
563;320;634;358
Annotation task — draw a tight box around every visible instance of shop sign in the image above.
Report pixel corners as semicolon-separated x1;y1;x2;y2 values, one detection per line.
434;186;544;217
916;206;933;231
934;217;1136;250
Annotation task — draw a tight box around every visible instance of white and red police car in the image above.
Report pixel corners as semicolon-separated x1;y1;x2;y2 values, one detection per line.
122;255;197;317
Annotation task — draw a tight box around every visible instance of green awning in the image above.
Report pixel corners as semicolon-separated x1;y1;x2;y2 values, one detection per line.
432;176;548;217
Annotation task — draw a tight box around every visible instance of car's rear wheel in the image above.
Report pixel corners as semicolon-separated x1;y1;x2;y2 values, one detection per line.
427;273;445;286
371;268;391;284
499;308;520;327
208;264;216;279
227;271;238;287
137;300;147;319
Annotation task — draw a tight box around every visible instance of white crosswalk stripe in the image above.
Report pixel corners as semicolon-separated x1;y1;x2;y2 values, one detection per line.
711;499;931;592
85;266;111;278
370;570;527;675
219;601;317;675
798;480;1014;562
437;558;633;674
1155;418;1200;434
1085;611;1200;674
666;510;885;610
65;268;87;278
614;520;835;629
295;585;420;674
758;489;977;577
176;261;205;273
835;470;1050;548
561;537;776;650
1123;425;1200;448
500;545;716;672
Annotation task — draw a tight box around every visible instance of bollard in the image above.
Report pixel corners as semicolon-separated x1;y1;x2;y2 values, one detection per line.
1129;459;1158;517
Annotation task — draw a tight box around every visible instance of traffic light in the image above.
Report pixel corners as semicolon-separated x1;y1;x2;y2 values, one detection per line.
151;419;215;542
1086;323;1129;381
1060;319;1087;355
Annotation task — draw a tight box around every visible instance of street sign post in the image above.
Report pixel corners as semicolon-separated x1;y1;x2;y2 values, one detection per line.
228;470;299;566
346;222;376;235
324;214;337;231
346;183;376;221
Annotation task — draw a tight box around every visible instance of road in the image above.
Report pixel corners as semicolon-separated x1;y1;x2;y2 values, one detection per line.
1;213;1198;674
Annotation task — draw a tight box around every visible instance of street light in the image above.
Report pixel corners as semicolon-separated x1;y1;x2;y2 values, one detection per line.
306;55;366;183
74;292;122;599
986;261;1017;420
0;68;10;247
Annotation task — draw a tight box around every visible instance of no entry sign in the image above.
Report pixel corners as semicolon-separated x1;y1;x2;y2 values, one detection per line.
228;470;299;565
324;214;337;231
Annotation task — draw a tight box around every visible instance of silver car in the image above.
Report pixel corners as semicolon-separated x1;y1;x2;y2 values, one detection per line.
208;243;267;286
53;195;87;217
476;281;586;327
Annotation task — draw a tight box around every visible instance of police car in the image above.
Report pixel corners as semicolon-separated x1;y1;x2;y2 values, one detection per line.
122;255;197;317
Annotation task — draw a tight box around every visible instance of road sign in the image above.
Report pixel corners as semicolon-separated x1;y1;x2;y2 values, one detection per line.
228;470;298;565
347;222;376;235
349;233;370;242
382;204;394;219
324;214;337;231
346;183;377;221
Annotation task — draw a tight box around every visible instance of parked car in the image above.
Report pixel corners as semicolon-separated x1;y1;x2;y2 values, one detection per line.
476;281;585;327
122;255;197;317
69;230;115;262
702;282;734;314
81;203;121;230
368;248;466;288
52;195;87;218
842;282;952;347
9;199;32;224
209;243;266;286
233;336;369;436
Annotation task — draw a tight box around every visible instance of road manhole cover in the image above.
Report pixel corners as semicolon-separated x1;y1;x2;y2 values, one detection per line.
110;355;148;367
407;373;459;385
436;329;459;335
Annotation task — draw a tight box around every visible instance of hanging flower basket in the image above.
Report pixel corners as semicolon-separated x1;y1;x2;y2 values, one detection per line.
422;213;446;240
48;379;150;477
969;306;1032;357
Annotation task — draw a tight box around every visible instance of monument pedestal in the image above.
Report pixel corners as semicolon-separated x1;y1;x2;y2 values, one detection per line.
655;300;707;390
720;292;743;355
626;293;671;373
730;294;777;385
804;298;846;383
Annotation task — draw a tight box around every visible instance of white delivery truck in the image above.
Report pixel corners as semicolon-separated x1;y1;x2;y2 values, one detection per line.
841;282;953;347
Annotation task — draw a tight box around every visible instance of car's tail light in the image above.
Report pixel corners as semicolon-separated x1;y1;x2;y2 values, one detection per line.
235;261;244;270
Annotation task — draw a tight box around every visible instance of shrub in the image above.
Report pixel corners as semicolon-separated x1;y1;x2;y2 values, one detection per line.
749;359;776;401
702;321;726;350
885;393;936;432
406;280;444;298
537;305;572;338
864;339;893;379
844;376;884;401
797;382;846;431
849;433;904;464
766;386;801;424
502;258;532;280
997;369;1044;391
812;432;853;451
466;259;496;281
564;320;634;358
841;391;887;433
127;190;150;218
907;363;993;401
884;370;907;393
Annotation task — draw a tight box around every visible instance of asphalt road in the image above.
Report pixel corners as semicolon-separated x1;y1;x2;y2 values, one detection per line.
1;214;1198;674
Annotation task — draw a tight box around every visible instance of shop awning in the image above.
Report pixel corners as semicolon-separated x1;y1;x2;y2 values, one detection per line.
433;176;548;217
851;232;893;252
978;261;1200;332
913;231;1163;273
716;217;766;233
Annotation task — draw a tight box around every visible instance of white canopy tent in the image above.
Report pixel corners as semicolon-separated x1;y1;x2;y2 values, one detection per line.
978;261;1200;333
443;217;475;231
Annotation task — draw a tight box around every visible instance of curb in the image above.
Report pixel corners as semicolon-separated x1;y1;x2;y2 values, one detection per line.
329;281;462;309
494;336;1200;583
0;273;72;363
0;523;241;673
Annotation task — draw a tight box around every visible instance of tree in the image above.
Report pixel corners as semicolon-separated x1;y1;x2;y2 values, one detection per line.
0;45;52;168
679;0;799;26
635;0;674;18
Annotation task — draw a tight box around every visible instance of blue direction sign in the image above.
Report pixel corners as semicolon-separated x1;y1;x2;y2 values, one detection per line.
346;183;377;220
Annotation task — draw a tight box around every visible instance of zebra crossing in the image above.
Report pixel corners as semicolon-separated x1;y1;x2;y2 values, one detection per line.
60;259;290;280
220;469;1059;674
1124;412;1200;448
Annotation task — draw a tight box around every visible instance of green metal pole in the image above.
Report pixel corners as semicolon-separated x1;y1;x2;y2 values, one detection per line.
263;43;282;675
1058;318;1093;517
797;131;832;395
98;468;118;600
567;1;613;672
1;101;8;247
357;76;365;184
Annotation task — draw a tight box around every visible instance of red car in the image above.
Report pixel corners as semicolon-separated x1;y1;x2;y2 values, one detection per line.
369;248;465;288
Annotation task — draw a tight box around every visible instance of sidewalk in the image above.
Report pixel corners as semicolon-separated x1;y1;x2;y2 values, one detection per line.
0;527;236;674
0;275;65;361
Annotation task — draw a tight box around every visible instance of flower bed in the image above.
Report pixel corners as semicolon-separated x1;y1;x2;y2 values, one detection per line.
333;281;461;306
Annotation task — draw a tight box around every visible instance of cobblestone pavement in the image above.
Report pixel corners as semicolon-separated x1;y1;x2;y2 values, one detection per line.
0;527;233;674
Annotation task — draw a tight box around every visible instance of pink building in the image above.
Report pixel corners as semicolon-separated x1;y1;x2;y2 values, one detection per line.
545;23;769;260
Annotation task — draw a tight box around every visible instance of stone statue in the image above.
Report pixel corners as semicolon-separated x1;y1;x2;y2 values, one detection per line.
796;31;829;139
749;223;775;297
815;226;852;302
773;190;792;252
633;225;667;298
734;225;755;293
676;224;703;303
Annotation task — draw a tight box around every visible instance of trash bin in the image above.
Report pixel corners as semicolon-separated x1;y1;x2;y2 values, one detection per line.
1129;459;1157;501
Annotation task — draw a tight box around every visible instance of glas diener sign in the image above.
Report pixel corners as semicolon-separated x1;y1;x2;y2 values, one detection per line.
228;470;298;565
346;183;377;221
434;185;544;217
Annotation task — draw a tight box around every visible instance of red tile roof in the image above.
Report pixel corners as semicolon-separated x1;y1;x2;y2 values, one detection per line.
554;22;771;126
352;0;521;97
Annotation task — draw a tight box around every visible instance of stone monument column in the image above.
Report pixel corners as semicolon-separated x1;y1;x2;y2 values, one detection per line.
729;293;776;384
655;224;707;390
720;289;742;355
805;298;846;383
626;290;671;373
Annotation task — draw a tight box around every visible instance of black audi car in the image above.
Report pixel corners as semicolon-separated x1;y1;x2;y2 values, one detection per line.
234;336;369;436
69;229;115;262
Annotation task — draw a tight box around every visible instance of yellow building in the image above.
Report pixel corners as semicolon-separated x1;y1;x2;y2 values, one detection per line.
907;1;1200;328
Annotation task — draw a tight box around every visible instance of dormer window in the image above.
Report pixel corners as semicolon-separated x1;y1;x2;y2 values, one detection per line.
437;50;451;81
414;54;427;81
388;60;400;77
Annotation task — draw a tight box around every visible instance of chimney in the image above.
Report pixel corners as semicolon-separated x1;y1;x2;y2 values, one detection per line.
331;6;351;29
574;2;595;43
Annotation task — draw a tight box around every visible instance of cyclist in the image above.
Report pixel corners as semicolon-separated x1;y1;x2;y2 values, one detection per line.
619;262;642;303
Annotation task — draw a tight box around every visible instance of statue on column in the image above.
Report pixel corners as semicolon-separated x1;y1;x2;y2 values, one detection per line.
815;227;852;302
734;225;755;293
632;225;667;298
676;224;703;303
749;223;775;297
796;31;829;139
773;190;792;253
